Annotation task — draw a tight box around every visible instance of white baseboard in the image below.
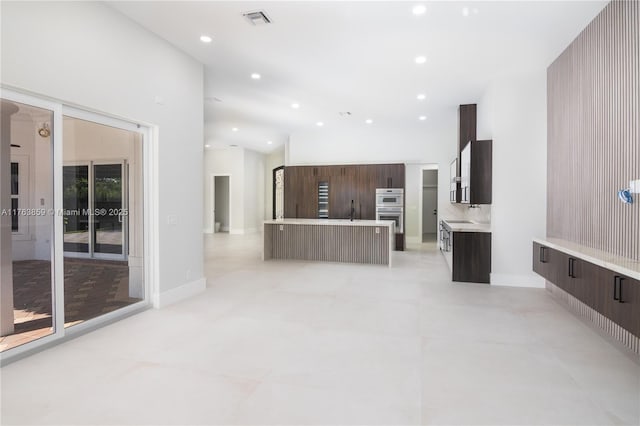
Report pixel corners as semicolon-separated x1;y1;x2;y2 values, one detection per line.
244;227;258;234
229;228;244;235
203;228;213;234
152;277;207;308
490;273;545;288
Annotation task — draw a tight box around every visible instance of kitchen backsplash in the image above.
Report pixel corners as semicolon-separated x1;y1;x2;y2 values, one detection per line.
441;203;491;224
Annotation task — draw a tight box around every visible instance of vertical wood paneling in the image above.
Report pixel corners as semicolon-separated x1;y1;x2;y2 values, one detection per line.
548;0;640;261
264;223;389;265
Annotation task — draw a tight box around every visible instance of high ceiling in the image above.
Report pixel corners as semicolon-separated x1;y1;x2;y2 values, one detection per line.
108;1;607;153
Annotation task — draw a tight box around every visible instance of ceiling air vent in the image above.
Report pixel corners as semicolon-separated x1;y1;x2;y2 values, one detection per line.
243;10;271;26
338;111;352;117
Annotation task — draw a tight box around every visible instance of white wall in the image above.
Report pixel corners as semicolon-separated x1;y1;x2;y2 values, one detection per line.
477;70;547;287
1;2;205;300
203;148;245;234
243;149;264;234
287;118;458;244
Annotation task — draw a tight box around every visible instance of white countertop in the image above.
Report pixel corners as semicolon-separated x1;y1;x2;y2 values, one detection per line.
534;237;640;280
441;219;491;233
264;218;396;228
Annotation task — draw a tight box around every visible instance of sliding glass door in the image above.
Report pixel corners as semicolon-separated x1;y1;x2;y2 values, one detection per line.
1;89;149;359
63;162;127;260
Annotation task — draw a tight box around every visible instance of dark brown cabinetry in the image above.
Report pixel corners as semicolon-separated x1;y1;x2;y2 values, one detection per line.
532;241;640;337
452;232;491;283
284;163;405;250
595;269;640;337
458;104;477;156
460;140;492;204
284;166;317;219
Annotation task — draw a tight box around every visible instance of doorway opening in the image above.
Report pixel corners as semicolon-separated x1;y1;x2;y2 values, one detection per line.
421;169;438;243
213;175;230;233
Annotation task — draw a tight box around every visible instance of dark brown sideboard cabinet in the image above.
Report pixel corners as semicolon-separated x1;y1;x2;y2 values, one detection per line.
533;241;640;338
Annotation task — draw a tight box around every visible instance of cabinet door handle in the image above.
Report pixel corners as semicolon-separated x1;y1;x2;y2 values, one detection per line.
619;277;625;303
568;258;575;278
539;246;546;263
613;276;620;301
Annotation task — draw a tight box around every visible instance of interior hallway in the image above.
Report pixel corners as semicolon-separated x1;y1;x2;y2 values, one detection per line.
1;233;639;425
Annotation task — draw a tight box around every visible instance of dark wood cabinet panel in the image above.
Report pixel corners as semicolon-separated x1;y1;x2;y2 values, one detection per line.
452;232;491;283
460;140;492;205
459;104;477;156
284;166;317;218
356;165;377;220
533;242;550;279
395;233;405;252
532;241;640;338
595;269;640;337
329;173;357;219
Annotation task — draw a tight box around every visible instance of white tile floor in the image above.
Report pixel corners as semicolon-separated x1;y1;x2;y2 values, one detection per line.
1;233;639;425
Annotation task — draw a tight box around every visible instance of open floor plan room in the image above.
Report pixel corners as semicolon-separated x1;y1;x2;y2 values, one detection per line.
1;233;638;425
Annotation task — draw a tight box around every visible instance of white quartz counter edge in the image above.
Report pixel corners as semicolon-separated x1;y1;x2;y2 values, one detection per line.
533;237;640;280
264;219;395;227
442;220;491;233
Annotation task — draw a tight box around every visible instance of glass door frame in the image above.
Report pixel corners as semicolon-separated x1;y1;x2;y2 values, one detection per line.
63;159;128;261
0;88;156;364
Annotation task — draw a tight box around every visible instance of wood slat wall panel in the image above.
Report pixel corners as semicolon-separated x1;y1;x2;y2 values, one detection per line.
264;224;389;265
547;0;640;261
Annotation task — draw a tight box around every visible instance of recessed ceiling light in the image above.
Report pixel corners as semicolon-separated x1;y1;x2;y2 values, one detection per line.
417;94;426;101
412;5;427;15
232;127;239;132
419;115;427;121
365;119;373;124
415;56;427;64
267;140;273;145
251;73;261;80
462;7;470;17
204;144;211;148
291;103;300;109
316;121;324;127
200;35;213;43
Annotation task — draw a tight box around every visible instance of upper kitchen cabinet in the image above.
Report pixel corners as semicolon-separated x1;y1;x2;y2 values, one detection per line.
460;140;492;204
458;104;477;159
449;158;460;203
375;164;405;189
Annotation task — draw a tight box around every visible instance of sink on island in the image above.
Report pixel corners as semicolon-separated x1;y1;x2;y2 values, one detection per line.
263;219;395;267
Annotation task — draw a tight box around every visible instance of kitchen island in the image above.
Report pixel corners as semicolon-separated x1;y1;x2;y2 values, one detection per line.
263;219;395;266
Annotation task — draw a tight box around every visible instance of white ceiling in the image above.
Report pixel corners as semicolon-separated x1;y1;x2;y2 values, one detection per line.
108;1;607;153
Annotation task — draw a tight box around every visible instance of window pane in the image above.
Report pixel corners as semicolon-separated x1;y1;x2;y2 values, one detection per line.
11;162;18;195
11;198;18;232
63;165;90;253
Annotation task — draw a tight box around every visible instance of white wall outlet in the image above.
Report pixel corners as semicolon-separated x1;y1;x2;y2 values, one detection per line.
375;227;380;234
167;215;178;225
630;179;640;193
279;225;284;231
